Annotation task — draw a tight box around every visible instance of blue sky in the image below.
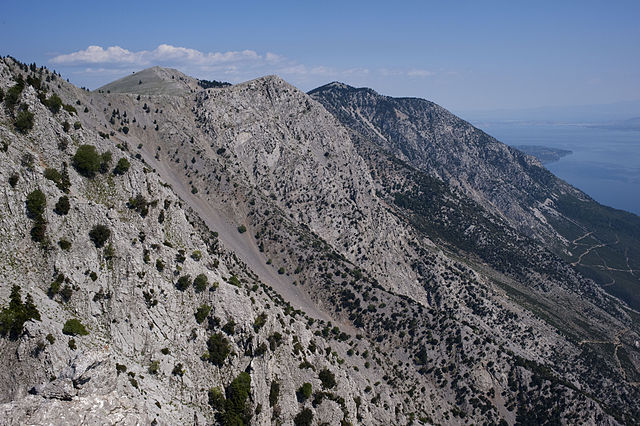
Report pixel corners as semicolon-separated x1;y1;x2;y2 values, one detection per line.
1;0;639;112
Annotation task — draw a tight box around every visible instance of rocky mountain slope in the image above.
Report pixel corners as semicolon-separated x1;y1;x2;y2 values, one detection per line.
1;56;639;425
310;82;640;311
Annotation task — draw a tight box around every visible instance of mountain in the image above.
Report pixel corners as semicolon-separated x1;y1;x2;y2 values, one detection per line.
1;57;640;425
309;82;640;311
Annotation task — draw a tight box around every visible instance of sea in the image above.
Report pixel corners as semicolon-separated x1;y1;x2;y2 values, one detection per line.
473;122;640;216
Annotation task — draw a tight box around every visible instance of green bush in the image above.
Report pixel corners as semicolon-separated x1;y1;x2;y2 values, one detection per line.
14;109;34;133
294;408;313;426
156;259;165;272
113;158;130;175
46;94;63;114
73;121;82;130
127;194;149;217
195;304;211;324
44;167;62;184
194;273;208;292
297;383;312;402
4;81;24;110
54;196;70;215
176;275;191;291
8;173;19;188
237;225;247;233
58;239;72;250
30;217;47;243
148;360;160;375
62;121;70;133
228;275;241;287
207;332;230;366
269;380;280;407
26;189;46;219
72;145;101;178
62;319;89;336
222;320;235;335
89;224;111;248
318;368;336;389
253;312;267;332
208;387;225;411
99;151;112;174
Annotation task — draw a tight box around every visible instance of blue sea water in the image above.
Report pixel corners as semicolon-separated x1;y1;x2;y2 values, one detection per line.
475;123;640;216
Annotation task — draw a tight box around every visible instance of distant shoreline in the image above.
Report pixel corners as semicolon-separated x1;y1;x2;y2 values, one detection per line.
513;145;572;164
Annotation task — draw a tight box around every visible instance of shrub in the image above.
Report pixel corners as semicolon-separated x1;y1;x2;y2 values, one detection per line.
72;145;101;177
4;81;24;110
54;196;70;215
113;158;130;175
99;151;112;174
26;189;46;219
318;368;336;389
89;224;111;248
195;304;211;324
63;104;77;114
294;408;313;426
68;339;77;350
228;275;241;287
277;267;285;275
269;380;280;407
30;217;47;243
62;319;89;336
8;173;18;188
207;332;230;366
191;250;202;261
155;259;165;272
253;312;267;332
297;383;312;402
148;360;160;375
208;387;225;411
46;94;63;114
73;121;82;130
62;121;70;133
237;225;247;233
171;363;184;376
58;239;72;250
222;320;235;335
127;194;149;217
194;273;208;292
14;109;34;133
176;275;191;291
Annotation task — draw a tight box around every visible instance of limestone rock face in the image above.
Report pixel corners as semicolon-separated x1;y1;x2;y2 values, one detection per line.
0;57;639;425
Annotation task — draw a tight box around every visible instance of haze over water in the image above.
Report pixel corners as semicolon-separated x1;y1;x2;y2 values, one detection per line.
476;122;640;216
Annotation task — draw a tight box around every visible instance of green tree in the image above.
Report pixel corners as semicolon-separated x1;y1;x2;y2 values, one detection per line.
318;368;336;389
176;275;191;291
113;158;130;175
72;145;101;177
14;109;34;133
194;273;209;292
293;408;313;426
207;332;230;366
89;224;111;248
26;189;46;219
223;372;252;426
54;196;70;215
46;94;63;114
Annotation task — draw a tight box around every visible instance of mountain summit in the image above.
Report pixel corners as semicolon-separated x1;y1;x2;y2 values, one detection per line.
1;56;639;424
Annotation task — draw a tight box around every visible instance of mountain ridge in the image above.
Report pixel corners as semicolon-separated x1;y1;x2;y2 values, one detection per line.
1;56;639;424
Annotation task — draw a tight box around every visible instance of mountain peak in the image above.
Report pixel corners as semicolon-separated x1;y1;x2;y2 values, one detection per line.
96;66;200;96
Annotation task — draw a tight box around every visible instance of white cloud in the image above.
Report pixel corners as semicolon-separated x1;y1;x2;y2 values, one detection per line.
49;44;441;89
